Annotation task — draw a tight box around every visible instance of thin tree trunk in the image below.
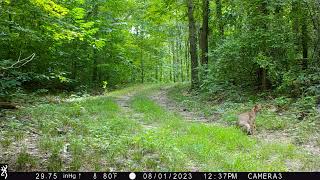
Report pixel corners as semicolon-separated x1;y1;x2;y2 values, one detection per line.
188;0;199;89
261;1;268;91
200;0;209;69
172;41;176;82
141;50;144;83
7;3;13;59
176;32;180;82
301;12;308;69
92;49;98;83
169;45;172;82
72;60;77;80
292;1;300;54
180;35;184;82
155;62;159;81
160;58;163;82
216;0;224;38
185;39;190;81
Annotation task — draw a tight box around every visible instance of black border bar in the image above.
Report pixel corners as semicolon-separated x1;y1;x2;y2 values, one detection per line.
1;172;319;180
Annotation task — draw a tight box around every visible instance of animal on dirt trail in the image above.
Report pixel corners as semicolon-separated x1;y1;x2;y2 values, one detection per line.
237;104;262;135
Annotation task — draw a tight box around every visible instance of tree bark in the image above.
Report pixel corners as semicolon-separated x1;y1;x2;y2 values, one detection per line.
260;1;269;91
200;0;209;67
172;41;176;82
92;49;98;83
301;11;308;69
179;34;184;82
140;49;144;83
292;1;300;54
216;0;224;38
187;0;199;89
159;58;163;82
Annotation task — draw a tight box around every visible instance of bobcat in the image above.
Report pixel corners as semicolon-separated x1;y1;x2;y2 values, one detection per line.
237;104;262;135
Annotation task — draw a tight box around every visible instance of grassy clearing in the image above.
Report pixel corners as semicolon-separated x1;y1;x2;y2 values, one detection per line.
0;84;319;171
0;84;186;171
166;83;320;170
1;95;143;171
130;92;317;171
167;84;320;138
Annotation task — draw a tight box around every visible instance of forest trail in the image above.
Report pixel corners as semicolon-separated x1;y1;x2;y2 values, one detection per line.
1;84;320;171
112;85;319;171
150;87;211;124
150;86;320;162
150;87;287;141
113;92;156;130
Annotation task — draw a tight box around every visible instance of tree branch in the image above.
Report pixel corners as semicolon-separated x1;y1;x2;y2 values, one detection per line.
1;53;36;70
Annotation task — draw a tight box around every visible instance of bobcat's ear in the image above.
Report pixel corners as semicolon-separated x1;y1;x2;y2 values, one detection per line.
254;104;262;112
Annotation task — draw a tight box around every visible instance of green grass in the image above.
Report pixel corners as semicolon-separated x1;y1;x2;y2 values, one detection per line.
167;84;319;132
16;149;38;171
1;84;319;171
1;95;143;171
129;92;313;171
166;83;320;170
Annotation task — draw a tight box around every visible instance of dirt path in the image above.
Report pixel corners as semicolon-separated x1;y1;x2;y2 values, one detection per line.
150;88;295;142
114;90;200;171
150;88;212;124
113;93;156;130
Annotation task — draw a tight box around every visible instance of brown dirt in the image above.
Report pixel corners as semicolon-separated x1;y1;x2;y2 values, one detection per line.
114;93;156;131
0;130;47;171
150;88;212;124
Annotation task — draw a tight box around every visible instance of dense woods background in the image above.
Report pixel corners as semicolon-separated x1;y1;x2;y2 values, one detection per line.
1;0;320;102
1;0;320;172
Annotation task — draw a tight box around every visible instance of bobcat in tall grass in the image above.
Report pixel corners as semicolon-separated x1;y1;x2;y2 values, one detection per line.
237;104;262;135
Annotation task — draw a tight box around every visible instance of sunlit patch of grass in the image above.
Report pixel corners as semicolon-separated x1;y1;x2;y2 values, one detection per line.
106;83;170;98
130;95;172;125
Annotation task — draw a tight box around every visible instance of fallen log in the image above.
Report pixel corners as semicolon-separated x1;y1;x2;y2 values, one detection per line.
0;102;17;109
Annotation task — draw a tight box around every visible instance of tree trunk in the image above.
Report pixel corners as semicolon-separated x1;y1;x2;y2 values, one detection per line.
200;0;209;72
301;11;308;69
185;39;191;81
155;63;159;81
188;0;199;89
7;2;13;59
260;1;269;91
216;0;224;38
172;41;176;82
141;50;144;83
72;60;77;80
92;49;98;83
179;35;184;82
160;59;163;82
292;1;300;54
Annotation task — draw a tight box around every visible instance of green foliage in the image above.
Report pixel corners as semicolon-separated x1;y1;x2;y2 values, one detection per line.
1;0;187;99
201;0;320;99
274;97;291;110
